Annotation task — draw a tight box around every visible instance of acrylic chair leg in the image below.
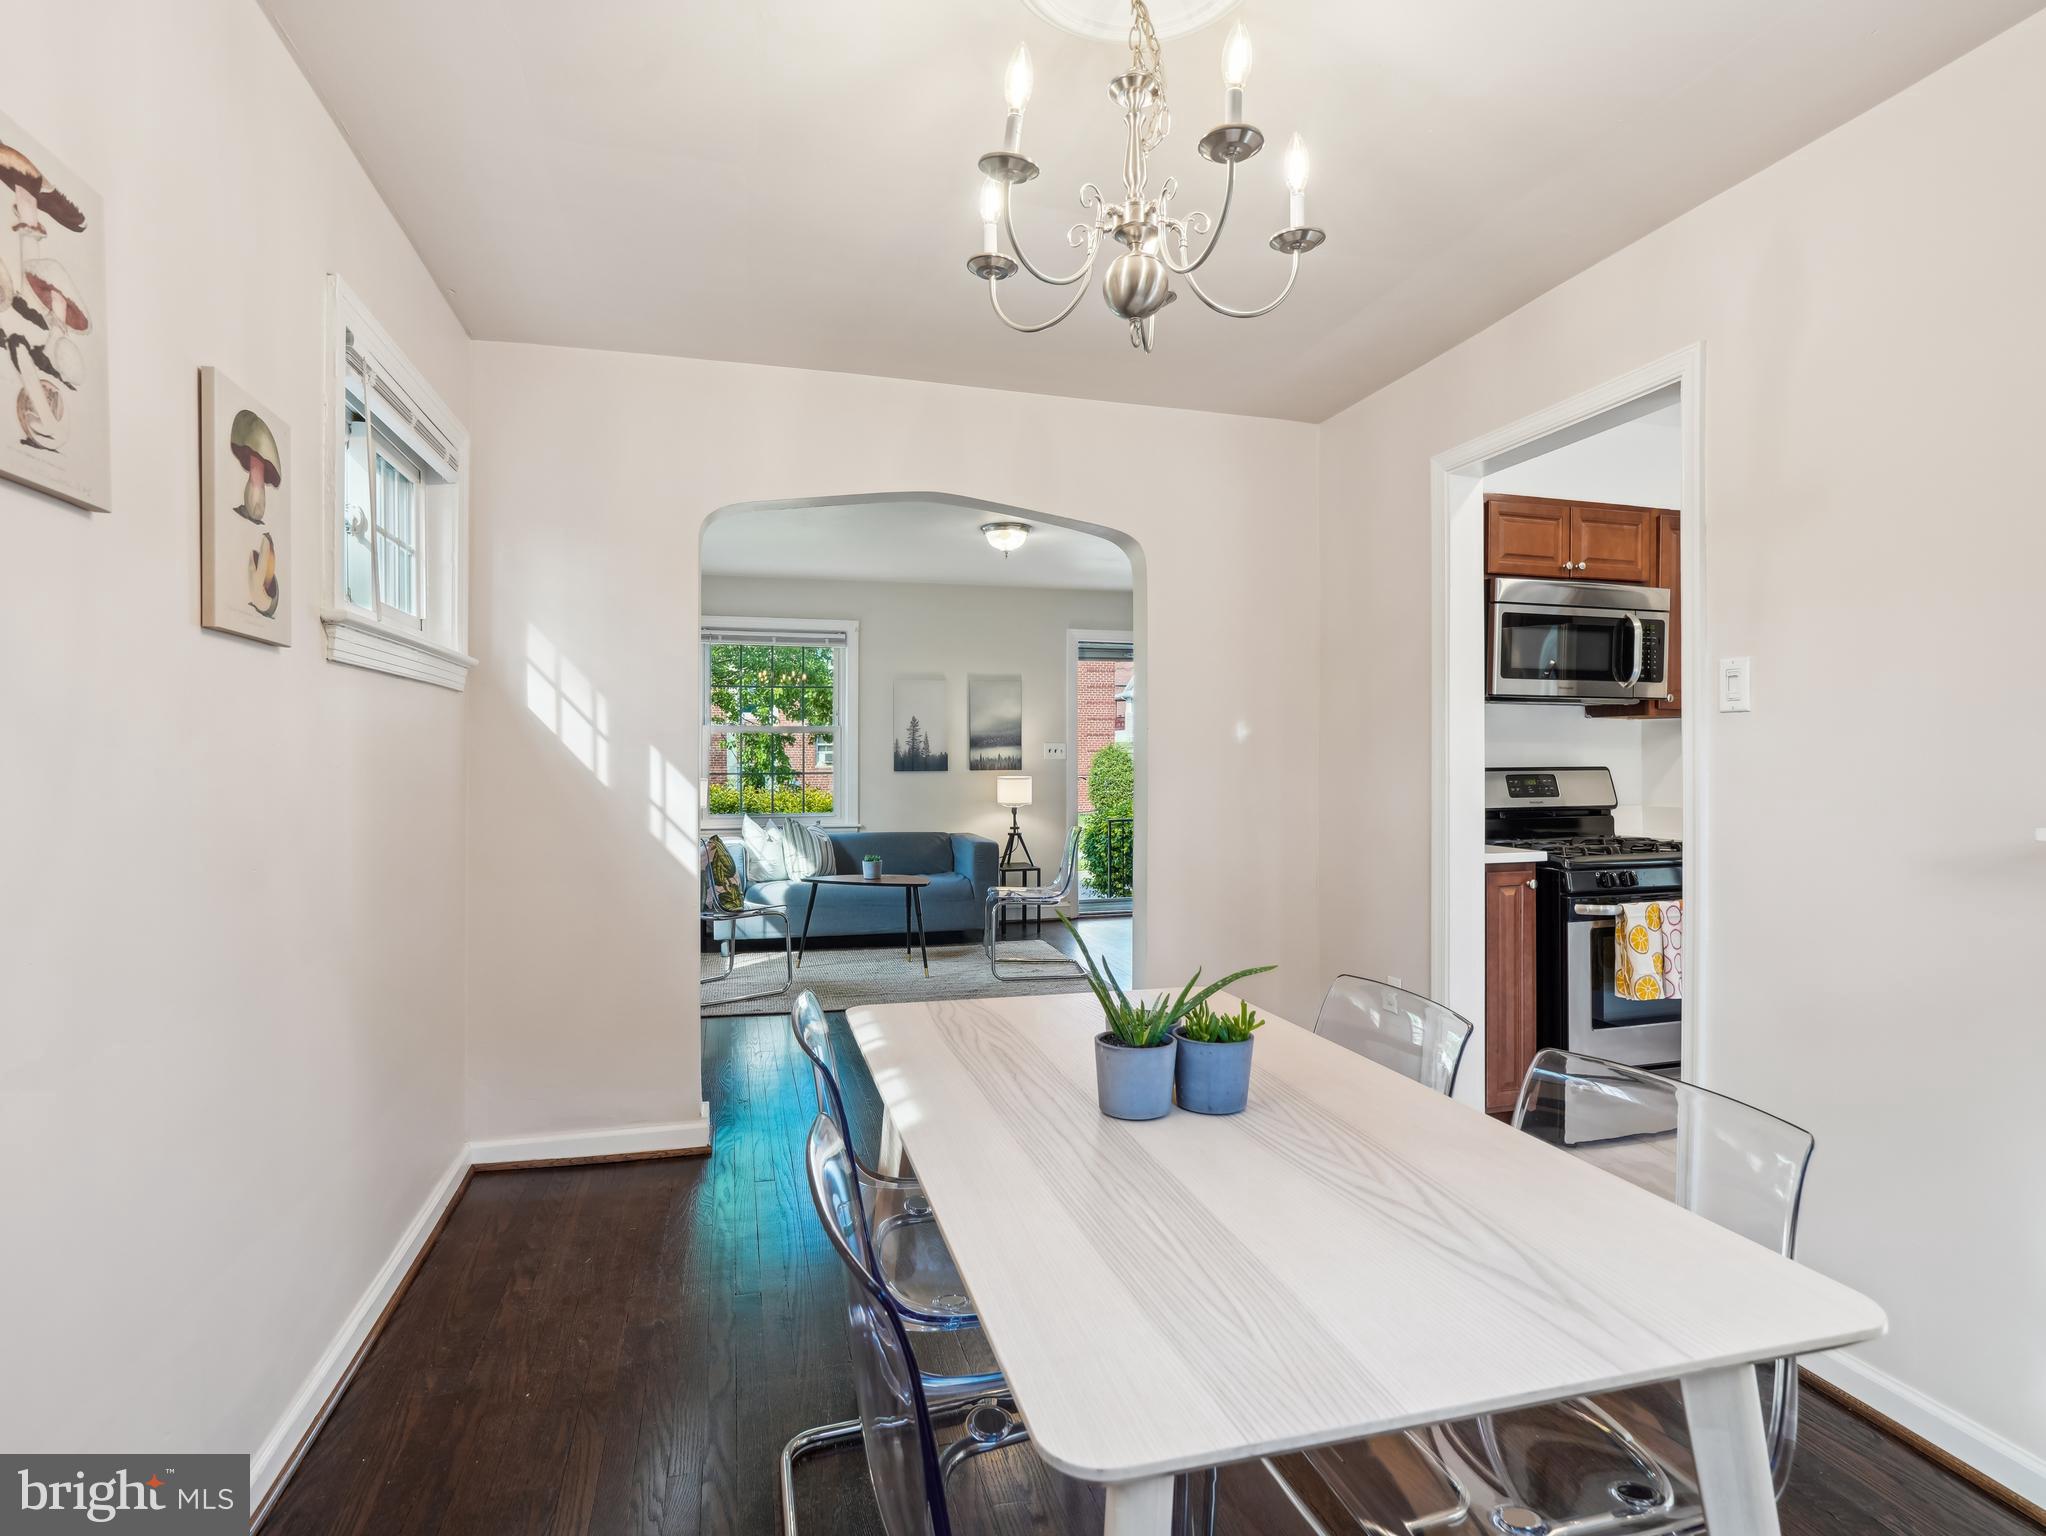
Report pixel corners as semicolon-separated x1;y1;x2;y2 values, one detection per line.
1173;1468;1218;1536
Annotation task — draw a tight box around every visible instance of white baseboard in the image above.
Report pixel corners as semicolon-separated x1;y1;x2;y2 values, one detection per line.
466;1111;711;1167
249;1146;470;1517
250;1105;715;1522
1807;1348;2046;1510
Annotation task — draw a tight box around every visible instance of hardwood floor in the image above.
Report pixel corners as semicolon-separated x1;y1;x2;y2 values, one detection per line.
263;1011;2039;1536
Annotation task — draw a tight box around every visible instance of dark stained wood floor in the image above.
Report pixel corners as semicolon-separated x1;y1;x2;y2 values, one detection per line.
264;1012;2040;1535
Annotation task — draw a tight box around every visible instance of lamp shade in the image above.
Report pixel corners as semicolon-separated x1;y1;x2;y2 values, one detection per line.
995;774;1033;808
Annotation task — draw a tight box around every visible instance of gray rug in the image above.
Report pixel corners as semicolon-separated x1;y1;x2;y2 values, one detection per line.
700;938;1087;1016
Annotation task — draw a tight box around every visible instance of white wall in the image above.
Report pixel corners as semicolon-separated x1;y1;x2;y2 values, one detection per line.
1318;12;2046;1494
700;573;1132;872
1483;407;1684;831
0;0;470;1470
466;346;1320;1147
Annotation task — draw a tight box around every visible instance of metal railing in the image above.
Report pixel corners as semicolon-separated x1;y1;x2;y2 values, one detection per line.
1081;815;1134;907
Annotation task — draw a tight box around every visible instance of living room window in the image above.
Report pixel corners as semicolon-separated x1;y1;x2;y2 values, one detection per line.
700;617;858;827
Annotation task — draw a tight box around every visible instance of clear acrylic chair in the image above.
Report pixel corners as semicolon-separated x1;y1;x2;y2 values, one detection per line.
984;824;1084;979
1425;1049;1816;1536
781;995;1004;1532
700;895;792;1005
1286;1050;1817;1536
1262;976;1479;1533
800;1112;1039;1536
1313;976;1475;1098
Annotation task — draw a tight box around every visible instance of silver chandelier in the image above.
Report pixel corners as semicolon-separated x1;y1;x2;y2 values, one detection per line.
968;0;1327;351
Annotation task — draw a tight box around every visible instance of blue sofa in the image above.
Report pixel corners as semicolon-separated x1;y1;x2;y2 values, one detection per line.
718;831;998;941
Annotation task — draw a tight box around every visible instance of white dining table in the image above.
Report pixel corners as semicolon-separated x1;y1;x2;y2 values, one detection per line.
847;990;1886;1536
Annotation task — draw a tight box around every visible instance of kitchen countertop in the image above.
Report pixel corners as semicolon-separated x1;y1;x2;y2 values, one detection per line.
1484;845;1547;865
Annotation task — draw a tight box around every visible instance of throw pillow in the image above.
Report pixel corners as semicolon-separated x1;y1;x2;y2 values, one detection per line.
781;818;820;880
703;834;746;913
741;812;786;883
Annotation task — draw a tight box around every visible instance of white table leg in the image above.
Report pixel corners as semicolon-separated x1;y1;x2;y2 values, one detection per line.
1103;1475;1175;1536
1681;1363;1781;1536
876;1106;904;1177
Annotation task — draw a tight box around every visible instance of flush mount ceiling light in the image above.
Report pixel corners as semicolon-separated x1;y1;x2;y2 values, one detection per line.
968;0;1327;352
981;521;1031;554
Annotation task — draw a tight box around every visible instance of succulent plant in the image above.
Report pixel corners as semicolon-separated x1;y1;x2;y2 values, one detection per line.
1058;913;1273;1049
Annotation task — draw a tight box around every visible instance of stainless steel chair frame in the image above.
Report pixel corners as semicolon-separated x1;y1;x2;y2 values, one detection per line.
701;901;792;1005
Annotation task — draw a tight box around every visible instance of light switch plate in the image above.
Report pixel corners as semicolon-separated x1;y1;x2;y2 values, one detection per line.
1718;657;1753;712
1043;743;1067;759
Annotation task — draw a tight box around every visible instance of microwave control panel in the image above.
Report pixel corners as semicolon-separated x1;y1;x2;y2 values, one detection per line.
1640;619;1667;683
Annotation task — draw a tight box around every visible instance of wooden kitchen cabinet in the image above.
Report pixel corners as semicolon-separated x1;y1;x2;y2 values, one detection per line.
1485;862;1540;1117
1484;497;1573;577
1483;493;1663;586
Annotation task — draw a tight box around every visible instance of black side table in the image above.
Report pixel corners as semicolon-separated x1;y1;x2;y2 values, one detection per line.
996;864;1042;937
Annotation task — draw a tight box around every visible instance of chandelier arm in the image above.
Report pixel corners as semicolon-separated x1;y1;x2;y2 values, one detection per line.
987;253;1099;333
1182;249;1301;319
1002;184;1103;287
1159;161;1235;276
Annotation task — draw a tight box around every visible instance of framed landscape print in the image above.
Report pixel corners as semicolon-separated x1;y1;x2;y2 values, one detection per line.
968;673;1023;770
0;108;109;513
892;674;948;771
199;367;291;646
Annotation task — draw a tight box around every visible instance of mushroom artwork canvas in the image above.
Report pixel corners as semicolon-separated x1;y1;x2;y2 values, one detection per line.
0;108;108;514
199;367;291;646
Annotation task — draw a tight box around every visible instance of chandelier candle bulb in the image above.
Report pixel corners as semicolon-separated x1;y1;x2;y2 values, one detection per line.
1003;43;1034;150
1222;20;1252;122
1285;133;1310;226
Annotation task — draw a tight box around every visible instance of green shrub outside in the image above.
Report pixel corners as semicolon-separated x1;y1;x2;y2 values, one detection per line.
705;784;835;816
1080;741;1134;898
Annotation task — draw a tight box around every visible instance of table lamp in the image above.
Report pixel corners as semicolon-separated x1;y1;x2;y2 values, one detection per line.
995;774;1033;867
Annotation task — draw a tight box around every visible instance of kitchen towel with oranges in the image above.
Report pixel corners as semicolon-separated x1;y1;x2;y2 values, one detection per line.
1615;899;1683;1001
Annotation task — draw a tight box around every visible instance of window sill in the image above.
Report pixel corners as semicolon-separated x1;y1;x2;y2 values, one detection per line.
321;609;477;691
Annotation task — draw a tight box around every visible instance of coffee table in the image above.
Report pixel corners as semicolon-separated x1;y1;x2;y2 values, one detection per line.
797;873;932;975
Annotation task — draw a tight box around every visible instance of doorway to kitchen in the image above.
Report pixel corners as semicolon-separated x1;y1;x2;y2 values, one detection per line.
1430;347;1707;1110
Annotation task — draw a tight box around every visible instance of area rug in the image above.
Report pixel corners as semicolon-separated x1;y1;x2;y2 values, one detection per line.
700;938;1087;1016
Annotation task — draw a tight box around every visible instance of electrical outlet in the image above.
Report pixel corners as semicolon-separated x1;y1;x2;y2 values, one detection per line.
1386;975;1402;990
1043;743;1067;759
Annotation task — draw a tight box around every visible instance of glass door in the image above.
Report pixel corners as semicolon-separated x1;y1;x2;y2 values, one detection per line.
1071;634;1134;914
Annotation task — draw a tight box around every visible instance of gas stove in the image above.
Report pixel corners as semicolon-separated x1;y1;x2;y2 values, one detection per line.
1486;764;1683;1068
1487;834;1681;866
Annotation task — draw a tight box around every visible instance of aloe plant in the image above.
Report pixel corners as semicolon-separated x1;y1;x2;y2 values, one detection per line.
1058;914;1274;1048
1178;997;1265;1044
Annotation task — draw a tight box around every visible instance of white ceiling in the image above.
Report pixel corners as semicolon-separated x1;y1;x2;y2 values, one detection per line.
700;499;1134;591
261;0;2040;422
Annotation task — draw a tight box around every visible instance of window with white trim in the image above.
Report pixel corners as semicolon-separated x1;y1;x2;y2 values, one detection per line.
324;276;474;688
700;618;859;827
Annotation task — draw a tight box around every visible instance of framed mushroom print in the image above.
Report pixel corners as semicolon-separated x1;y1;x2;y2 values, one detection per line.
0;109;108;513
199;367;291;646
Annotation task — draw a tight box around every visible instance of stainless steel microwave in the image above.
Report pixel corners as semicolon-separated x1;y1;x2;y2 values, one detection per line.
1488;578;1671;703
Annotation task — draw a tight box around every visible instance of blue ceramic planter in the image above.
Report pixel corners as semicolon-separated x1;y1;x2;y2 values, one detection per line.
1172;1028;1254;1115
1095;1032;1177;1120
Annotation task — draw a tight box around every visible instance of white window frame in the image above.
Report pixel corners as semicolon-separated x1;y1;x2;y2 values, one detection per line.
321;275;476;689
700;616;860;830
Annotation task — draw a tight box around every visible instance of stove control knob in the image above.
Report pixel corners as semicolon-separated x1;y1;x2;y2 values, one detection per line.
1596;871;1615;888
1619;871;1638;888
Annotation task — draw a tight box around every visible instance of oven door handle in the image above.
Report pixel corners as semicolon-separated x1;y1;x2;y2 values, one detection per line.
1620;612;1645;688
1574;902;1626;917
